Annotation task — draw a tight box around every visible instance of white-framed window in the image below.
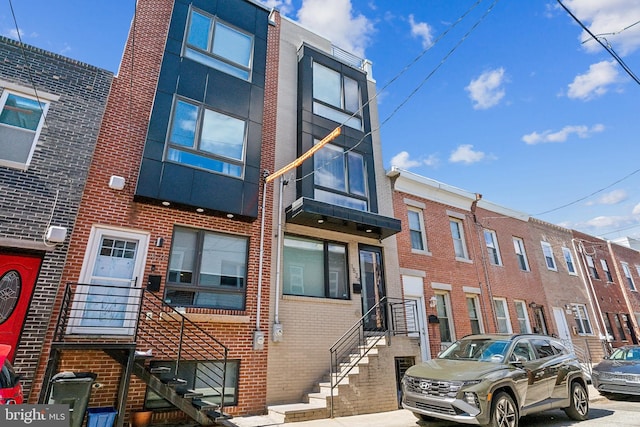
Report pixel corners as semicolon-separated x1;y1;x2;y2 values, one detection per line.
573;304;593;335
282;235;349;299
166;97;247;178
312;61;362;130
484;229;501;265
184;7;254;80
314;141;368;211
601;259;613;282
466;295;483;334
0;90;50;170
493;298;512;333
622;262;636;291
513;237;529;271
514;301;532;333
435;293;455;344
540;242;557;271
165;227;248;310
562;247;577;275
586;255;600;280
450;218;469;260
407;208;427;252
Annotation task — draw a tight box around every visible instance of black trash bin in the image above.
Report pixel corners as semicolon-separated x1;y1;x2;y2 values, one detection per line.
47;372;97;427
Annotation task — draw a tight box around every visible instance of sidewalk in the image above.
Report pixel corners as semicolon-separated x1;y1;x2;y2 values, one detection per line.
226;384;603;427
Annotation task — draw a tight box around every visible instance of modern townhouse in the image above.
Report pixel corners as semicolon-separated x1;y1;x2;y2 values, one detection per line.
0;36;112;397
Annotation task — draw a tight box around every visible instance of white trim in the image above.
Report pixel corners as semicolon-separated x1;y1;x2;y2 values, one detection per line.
431;282;452;291
463;286;481;294
0;79;60;101
404;198;426;209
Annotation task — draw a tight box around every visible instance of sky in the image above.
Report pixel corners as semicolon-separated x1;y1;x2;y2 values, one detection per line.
2;0;640;241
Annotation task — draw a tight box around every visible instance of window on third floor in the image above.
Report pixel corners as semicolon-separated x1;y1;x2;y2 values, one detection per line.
313;141;368;211
484;229;502;265
184;7;254;80
601;259;613;282
407;208;427;252
562;247;577;275
622;262;636;291
540;241;557;271
450;218;469;260
166;97;247;178
312;61;362;130
512;237;529;271
586;255;600;280
0;91;49;170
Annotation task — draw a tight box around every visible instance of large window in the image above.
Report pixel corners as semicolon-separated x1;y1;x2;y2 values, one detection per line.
146;360;239;409
314;142;368;210
283;235;348;299
573;304;593;335
407;208;427;251
466;296;483;335
541;242;557;271
513;237;529;271
514;301;532;333
586;255;600;279
165;227;248;310
484;229;501;265
450;218;469;260
613;314;627;341
184;8;253;80
622;262;636;290
562;247;577;275
0;91;49;170
493;298;512;333
435;293;454;344
312;62;361;130
166;98;247;177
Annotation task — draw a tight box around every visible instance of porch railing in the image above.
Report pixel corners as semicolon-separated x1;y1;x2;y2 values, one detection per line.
55;283;229;415
328;297;418;417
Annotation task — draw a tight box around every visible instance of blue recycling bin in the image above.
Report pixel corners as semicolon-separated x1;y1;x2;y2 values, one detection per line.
87;407;117;427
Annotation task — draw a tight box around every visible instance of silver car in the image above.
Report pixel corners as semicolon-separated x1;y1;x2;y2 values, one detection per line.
592;345;640;397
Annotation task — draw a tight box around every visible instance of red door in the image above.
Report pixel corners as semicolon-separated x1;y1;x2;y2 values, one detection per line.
0;253;42;362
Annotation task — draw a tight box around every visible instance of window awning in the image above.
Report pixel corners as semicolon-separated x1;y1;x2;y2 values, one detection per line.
285;197;401;240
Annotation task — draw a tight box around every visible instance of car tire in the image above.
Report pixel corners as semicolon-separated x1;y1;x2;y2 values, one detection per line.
488;392;518;427
563;381;589;421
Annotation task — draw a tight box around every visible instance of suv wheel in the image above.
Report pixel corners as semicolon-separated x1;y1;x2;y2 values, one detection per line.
563;382;589;420
488;392;518;427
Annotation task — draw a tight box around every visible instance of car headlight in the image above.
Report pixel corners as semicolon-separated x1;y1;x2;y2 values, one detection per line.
464;392;480;408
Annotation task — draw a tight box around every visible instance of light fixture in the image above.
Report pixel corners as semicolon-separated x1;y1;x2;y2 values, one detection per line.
161;201;170;206
227;213;234;219
196;208;204;213
45;226;67;243
108;175;126;190
429;295;438;308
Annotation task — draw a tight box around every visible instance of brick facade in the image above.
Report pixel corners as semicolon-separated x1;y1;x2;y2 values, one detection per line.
0;36;112;397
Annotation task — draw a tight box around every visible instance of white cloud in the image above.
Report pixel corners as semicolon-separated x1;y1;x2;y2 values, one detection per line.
584;215;627;229
258;0;294;15
389;151;439;169
633;203;640;216
408;14;433;49
6;28;24;40
449;144;485;164
522;123;604;145
563;0;640;56
465;68;506;110
567;60;620;100
585;189;628;206
297;0;374;57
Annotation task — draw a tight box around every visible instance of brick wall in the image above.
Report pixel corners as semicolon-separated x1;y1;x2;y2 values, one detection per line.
0;36;113;397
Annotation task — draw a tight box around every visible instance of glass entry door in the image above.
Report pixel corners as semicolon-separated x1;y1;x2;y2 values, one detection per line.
70;227;149;335
359;245;386;331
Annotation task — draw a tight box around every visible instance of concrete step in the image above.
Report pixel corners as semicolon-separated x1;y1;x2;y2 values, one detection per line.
306;392;330;405
267;402;329;423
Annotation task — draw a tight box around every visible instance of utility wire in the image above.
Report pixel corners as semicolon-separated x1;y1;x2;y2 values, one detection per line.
557;0;640;86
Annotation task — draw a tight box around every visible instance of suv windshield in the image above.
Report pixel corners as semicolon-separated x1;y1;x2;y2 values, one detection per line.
439;338;511;363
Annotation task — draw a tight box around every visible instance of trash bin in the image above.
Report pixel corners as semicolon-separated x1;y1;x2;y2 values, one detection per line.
47;372;97;427
87;407;117;427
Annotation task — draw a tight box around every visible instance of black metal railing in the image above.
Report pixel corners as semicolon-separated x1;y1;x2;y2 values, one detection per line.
328;297;418;417
55;283;229;415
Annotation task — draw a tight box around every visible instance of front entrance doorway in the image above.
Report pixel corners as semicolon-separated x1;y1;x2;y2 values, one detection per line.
359;245;386;331
0;253;42;361
69;226;149;335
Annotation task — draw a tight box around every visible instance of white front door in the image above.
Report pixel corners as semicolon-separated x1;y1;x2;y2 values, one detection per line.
553;306;572;344
402;275;430;361
70;226;149;335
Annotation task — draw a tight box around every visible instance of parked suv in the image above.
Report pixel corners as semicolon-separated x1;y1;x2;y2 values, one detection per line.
402;334;589;427
0;345;23;405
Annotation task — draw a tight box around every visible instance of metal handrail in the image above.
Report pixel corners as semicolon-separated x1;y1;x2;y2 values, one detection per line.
55;283;229;415
328;297;418;417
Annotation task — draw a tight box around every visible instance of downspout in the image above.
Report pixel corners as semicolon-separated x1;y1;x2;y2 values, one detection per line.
274;176;287;325
572;239;606;341
254;170;270;349
470;194;497;332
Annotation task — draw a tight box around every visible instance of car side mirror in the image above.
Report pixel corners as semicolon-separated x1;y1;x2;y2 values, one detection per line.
509;354;527;366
